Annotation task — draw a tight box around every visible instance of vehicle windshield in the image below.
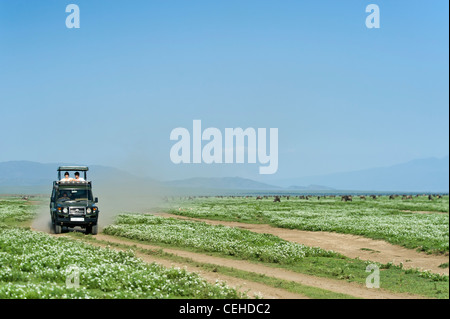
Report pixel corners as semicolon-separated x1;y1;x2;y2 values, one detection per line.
57;189;93;202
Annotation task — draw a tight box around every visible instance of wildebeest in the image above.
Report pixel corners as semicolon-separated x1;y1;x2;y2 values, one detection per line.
359;195;366;200
273;196;281;202
341;195;352;202
256;196;263;200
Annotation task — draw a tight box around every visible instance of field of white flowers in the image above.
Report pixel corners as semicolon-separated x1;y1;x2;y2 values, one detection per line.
166;196;449;253
102;205;449;299
0;198;243;299
1;196;448;299
0;197;36;223
103;214;340;264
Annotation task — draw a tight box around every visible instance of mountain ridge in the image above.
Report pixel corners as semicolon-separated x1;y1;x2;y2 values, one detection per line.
270;156;449;192
0;156;448;193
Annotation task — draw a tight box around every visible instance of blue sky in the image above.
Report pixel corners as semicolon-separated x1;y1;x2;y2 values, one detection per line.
0;0;448;181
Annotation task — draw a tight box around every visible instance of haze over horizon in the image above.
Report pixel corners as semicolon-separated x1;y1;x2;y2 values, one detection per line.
1;154;448;182
1;155;448;193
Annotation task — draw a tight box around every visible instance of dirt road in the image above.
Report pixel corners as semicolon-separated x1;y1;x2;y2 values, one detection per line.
158;213;449;275
91;233;425;299
30;205;444;299
86;235;309;299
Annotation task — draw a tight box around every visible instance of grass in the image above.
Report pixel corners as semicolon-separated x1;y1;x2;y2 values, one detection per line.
0;197;37;226
103;212;449;299
0;198;244;299
76;233;357;299
103;214;340;263
164;196;449;254
2;196;449;299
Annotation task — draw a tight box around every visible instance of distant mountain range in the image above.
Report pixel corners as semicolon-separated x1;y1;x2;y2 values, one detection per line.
271;156;449;193
0;161;143;186
163;177;281;190
0;161;332;192
163;177;334;191
0;156;448;193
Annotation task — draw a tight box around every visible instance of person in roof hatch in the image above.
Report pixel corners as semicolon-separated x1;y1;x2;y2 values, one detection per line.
60;172;73;182
74;172;85;181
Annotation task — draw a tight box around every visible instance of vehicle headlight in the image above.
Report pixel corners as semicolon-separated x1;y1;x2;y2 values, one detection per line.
86;208;92;213
63;208;68;213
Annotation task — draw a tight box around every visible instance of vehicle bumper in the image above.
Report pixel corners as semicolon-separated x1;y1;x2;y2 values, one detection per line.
54;216;98;226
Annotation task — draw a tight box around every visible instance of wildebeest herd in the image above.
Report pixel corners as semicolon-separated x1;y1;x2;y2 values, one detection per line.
161;193;447;203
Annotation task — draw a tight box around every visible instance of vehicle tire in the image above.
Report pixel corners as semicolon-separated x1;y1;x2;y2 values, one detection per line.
54;224;62;234
91;224;98;235
85;225;92;234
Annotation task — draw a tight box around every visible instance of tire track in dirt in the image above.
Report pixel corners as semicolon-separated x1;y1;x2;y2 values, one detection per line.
29;206;310;299
93;233;426;299
34;228;309;299
157;213;449;275
85;237;308;299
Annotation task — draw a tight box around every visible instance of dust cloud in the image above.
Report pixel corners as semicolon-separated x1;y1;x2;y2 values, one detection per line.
93;177;168;228
31;176;177;233
31;200;53;233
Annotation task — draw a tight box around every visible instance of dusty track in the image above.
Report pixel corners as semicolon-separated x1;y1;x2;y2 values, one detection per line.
30;223;429;299
157;213;449;275
31;222;309;299
85;236;308;299
29;205;443;299
92;233;425;299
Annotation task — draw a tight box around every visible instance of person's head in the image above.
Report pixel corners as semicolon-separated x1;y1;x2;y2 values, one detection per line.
74;172;80;179
62;192;68;197
64;172;69;178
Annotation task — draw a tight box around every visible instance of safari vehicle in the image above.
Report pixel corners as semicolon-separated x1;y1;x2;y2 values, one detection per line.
50;166;100;234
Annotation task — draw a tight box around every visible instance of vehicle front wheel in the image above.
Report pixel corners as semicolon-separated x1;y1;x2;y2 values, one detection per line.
85;224;98;235
54;224;61;234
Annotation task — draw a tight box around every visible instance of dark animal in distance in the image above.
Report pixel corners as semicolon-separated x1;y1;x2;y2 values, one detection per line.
341;195;352;202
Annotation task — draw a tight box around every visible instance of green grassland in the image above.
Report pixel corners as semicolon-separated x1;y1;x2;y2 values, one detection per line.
103;212;449;299
1;196;448;299
164;195;449;254
0;198;243;299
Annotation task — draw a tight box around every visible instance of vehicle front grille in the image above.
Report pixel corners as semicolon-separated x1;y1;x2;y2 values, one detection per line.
69;207;85;215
